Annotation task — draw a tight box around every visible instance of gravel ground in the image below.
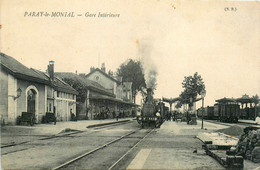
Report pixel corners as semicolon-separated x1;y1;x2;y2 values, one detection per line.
1;118;132;147
216;125;244;137
1;122;138;169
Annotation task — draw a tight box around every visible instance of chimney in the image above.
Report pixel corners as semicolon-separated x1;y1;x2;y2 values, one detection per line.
108;70;113;77
48;60;54;81
90;67;95;72
146;88;153;104
101;63;106;73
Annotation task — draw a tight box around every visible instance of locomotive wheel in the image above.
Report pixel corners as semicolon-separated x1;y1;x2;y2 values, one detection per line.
155;120;160;128
137;117;142;124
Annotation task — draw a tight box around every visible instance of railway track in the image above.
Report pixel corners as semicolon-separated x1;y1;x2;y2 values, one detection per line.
203;119;260;129
1;122;136;158
1;121;132;149
52;128;154;170
1;130;83;149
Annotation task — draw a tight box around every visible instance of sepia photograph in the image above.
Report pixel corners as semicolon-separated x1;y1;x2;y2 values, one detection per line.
1;0;260;169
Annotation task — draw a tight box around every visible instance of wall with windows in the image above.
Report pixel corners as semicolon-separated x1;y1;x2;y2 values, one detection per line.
55;90;76;121
0;70;8;124
116;84;123;100
17;79;46;123
47;86;54;113
1;72;46;124
87;71;116;94
0;71;77;124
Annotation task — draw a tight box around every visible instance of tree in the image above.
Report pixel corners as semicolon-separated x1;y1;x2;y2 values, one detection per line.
252;94;259;119
62;78;89;116
63;78;87;103
117;59;146;103
175;101;182;109
252;95;259;106
179;72;205;109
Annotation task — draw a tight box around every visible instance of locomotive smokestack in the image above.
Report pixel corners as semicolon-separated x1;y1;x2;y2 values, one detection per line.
146;88;153;104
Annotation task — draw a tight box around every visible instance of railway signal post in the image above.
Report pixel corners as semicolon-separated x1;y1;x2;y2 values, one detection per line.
201;89;206;129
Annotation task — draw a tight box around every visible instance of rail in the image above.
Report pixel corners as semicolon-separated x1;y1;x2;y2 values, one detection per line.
52;128;154;170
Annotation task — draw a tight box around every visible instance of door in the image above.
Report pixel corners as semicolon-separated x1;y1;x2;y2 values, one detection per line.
27;89;36;114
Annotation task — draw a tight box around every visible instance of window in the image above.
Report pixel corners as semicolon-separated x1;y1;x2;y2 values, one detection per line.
95;76;100;80
49;103;52;112
57;91;60;97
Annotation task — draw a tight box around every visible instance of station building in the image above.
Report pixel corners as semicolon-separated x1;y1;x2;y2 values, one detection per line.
55;72;116;120
84;64;137;118
57;63;138;120
0;53;78;125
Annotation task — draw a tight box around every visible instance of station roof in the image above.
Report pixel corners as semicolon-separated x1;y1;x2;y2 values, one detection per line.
1;53;79;95
236;94;253;103
89;93;139;106
0;52;49;84
162;97;180;103
215;97;237;104
32;69;78;95
85;68;120;84
55;72;115;97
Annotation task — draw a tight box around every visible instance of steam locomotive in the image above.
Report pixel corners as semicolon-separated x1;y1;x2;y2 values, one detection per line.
136;88;165;128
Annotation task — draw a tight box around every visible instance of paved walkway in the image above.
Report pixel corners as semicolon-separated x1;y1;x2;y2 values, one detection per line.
127;120;227;169
127;120;260;170
239;119;259;124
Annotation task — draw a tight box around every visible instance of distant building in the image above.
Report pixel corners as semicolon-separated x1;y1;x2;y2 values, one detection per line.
82;63;137;118
55;72;116;120
85;65;120;95
0;53;78;125
122;82;133;102
32;66;78;122
85;64;133;101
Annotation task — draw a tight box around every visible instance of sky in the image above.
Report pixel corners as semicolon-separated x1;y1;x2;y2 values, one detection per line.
1;0;260;107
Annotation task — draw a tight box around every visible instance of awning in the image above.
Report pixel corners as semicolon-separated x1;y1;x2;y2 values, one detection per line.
236;94;253;103
89;93;139;106
162;97;180;103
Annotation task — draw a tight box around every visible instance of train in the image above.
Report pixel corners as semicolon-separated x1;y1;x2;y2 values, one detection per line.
136;88;167;128
197;98;260;123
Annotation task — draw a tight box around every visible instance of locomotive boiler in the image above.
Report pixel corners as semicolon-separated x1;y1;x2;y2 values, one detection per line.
137;88;163;128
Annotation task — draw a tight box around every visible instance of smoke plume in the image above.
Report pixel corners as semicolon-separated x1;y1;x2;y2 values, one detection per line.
137;39;157;90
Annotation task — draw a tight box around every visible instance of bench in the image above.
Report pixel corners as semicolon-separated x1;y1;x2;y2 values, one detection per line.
17;112;35;126
176;119;182;122
43;112;56;125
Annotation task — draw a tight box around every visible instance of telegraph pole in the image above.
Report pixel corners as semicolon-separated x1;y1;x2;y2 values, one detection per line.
201;89;206;129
